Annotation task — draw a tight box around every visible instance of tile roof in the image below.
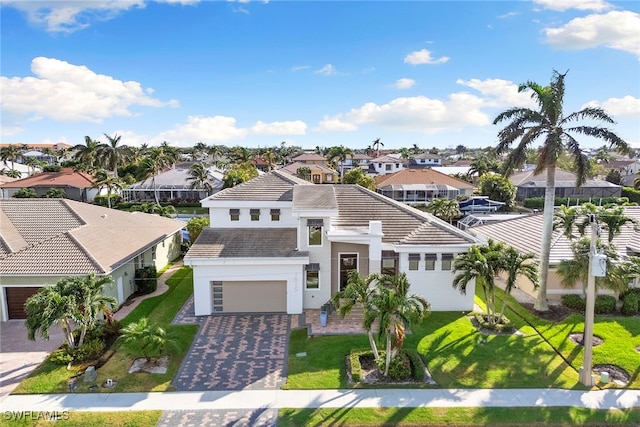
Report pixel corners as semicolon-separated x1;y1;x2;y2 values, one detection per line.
470;206;640;264
279;161;336;175
187;228;306;258
291;153;328;162
0;168;95;189
372;155;405;164
0;199;184;275
374;168;473;189
293;185;338;210
333;185;477;246
206;170;311;202
509;168;620;188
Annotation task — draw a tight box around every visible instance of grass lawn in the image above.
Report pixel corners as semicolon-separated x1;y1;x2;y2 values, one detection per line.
0;411;161;427
12;266;198;394
495;288;640;388
278;407;640;426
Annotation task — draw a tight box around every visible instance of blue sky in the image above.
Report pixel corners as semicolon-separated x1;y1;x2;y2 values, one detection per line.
1;0;639;150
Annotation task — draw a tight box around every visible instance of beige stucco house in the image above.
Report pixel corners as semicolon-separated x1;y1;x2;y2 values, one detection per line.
0;199;184;320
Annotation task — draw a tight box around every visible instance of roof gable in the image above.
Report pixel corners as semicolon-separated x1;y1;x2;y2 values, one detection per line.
0;168;95;189
375;168;473;188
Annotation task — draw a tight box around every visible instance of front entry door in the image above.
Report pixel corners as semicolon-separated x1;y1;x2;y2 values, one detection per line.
339;253;358;290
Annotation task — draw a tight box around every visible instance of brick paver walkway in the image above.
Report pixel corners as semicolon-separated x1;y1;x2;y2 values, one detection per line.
172;313;290;391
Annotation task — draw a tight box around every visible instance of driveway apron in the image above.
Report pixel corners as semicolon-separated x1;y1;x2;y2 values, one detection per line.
173;308;290;392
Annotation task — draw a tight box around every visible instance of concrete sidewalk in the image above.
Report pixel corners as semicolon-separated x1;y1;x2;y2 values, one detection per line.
1;388;639;412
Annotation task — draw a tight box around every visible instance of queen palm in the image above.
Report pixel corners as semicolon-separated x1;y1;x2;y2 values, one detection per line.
0;144;23;170
99;133;129;178
73;136;101;172
187;163;214;196
327;145;354;180
142;146;173;205
498;247;538;320
494;70;628;311
93;169;123;208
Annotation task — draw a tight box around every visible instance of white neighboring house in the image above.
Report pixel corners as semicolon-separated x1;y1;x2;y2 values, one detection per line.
184;171;481;316
0;199;185;321
368;155;407;176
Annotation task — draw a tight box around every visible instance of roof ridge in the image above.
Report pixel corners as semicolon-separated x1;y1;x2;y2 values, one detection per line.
61;199;88;226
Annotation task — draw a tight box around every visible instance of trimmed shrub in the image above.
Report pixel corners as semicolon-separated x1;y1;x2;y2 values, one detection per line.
621;293;639;316
49;348;74;365
474;312;515;333
349;348;369;383
405;348;425;381
377;351;412;380
135;265;158;294
74;339;106;362
622;187;640;204
594;295;617;314
561;294;586;311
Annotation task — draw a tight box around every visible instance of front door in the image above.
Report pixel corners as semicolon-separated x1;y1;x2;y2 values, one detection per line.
339;253;358;290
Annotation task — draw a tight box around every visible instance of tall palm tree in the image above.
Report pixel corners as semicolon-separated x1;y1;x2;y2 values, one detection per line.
332;270;380;360
327;145;354;180
187;162;214;196
73;136;101;172
366;273;429;376
372;138;384;157
99;133;130;178
141;146;174;205
93;169;123;208
557;238;622;296
0;144;23;170
494;70;629;311
426;198;461;224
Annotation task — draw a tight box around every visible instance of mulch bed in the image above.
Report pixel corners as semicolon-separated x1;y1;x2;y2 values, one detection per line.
593;364;630;386
346;353;435;386
568;333;604;346
520;303;573;322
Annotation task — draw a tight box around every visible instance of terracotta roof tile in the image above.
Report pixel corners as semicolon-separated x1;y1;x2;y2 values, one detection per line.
0;168;95;189
375;168;473;189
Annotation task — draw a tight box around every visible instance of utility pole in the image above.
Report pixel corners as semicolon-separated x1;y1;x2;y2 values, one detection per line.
580;214;605;386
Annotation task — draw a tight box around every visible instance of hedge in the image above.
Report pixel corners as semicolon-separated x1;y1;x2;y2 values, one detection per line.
622;187;640;204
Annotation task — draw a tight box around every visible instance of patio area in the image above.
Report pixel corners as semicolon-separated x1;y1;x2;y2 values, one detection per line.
302;308;369;336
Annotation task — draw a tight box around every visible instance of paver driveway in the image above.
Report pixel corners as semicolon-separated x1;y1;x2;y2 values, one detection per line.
173;313;290;391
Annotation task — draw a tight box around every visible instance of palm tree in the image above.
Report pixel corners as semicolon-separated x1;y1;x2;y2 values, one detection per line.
74;274;117;347
426;198;461;224
332;270;380;360
557;238;622;296
456;144;467;158
327;145;354;181
553;205;581;239
469;155;498;178
494;70;629;311
141;146;174;205
0;144;23;170
0;168;21;178
99;133;129;178
73;136;101;172
452;240;506;325
366;273;429;376
372;138;384;157
410;143;422;155
119;317;179;362
498;247;538;320
187;162;214;196
93;169;123;208
598;206;638;244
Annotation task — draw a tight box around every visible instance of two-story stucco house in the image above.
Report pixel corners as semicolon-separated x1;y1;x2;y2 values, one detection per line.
184;171;481;316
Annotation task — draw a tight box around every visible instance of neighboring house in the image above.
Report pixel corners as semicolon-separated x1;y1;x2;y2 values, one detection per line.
0;168;99;201
603;159;640;176
0;162;33;179
432;166;474;178
368;155;407;176
122;164;224;202
22;150;55;165
183;171;481;316
509;168;622;202
0;198;184;320
469;207;640;301
340;153;373;173
279;161;336;184
251;156;276;173
408;153;442;168
290;153;330;166
375;169;474;205
0;142;71;152
0;176;18;186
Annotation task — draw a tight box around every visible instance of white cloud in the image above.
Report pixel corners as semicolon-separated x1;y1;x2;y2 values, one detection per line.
291;65;311;72
533;0;611;12
544;11;640;58
456;78;537;108
315;94;490;134
315;64;336;76
155;116;248;145
250;120;307;135
403;49;449;65
394;78;416;90
0;57;179;124
583;96;640;117
498;11;520;19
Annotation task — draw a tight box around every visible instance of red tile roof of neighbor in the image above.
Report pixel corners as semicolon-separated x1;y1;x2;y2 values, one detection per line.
374;168;473;188
0;168;95;189
0;143;72;150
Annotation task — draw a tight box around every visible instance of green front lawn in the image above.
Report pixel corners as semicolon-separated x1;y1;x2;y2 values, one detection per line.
0;411;161;427
12;266;198;394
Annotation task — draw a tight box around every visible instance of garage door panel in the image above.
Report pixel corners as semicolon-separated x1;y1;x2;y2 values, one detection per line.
5;287;41;319
222;281;286;313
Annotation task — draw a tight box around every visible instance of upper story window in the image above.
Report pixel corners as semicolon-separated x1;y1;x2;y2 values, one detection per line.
425;254;436;271
408;253;420;271
381;251;398;275
271;209;280;221
385;164;392;171
442;253;454;271
230;209;240;221
250;209;260;221
307;219;323;246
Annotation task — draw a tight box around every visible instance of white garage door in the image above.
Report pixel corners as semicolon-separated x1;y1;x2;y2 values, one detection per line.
215;281;287;313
